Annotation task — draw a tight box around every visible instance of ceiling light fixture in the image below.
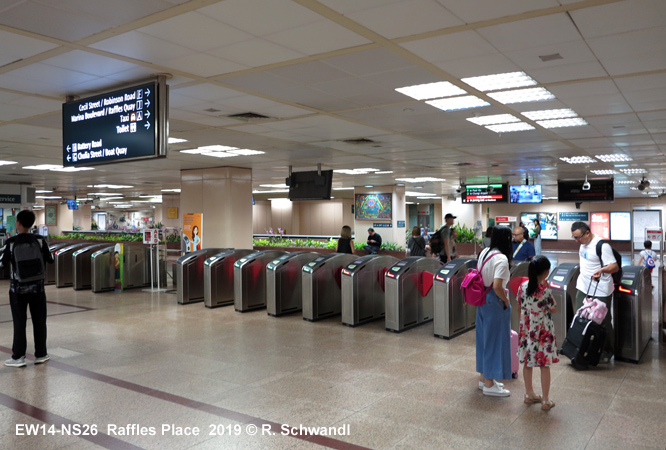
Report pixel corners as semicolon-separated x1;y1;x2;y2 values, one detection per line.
161;189;181;192
590;169;617;175
426;96;490;111
461;71;538;92
537;118;588;128
560;156;597;164
395;81;467;100
87;184;134;189
395;177;446;183
620;168;648;174
487;87;555;104
595;154;633;162
0;160;18;166
466;114;520;126
521;109;578;120
485;122;535;133
168;137;188;144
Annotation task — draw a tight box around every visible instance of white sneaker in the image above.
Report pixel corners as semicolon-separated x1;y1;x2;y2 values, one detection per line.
483;380;510;397
478;380;504;390
4;357;26;368
34;355;50;364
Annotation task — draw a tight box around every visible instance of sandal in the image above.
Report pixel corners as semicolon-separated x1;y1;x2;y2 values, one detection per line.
524;394;542;404
541;399;555;411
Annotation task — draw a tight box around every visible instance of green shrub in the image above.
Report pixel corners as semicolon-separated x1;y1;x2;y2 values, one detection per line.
453;224;481;244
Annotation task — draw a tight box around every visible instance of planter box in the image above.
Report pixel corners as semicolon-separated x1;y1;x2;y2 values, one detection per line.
252;246;407;260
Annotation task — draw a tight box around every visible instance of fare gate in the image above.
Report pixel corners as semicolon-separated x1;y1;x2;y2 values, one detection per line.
384;257;443;332
46;242;71;285
177;248;226;304
615;266;652;363
234;250;288;312
266;252;320;317
433;258;477;339
302;253;357;321
203;249;254;308
508;262;530;332
340;254;398;327
72;244;108;290
547;263;580;349
55;243;89;288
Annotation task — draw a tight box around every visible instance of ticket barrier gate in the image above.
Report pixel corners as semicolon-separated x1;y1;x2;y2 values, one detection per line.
72;244;108;290
177;248;226;304
234;250;288;312
266;252;320;316
91;246;116;292
341;254;398;327
615;266;652;363
203;249;254;308
433;258;477;339
302;253;357;321
547;263;579;347
508;262;530;332
46;242;71;285
384;257;443;332
55;243;89;288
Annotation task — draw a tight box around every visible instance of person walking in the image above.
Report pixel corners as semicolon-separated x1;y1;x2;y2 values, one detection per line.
532;218;542;255
336;225;355;254
1;210;54;367
407;226;426;256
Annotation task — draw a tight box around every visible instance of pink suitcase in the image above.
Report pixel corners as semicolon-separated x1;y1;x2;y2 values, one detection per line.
511;329;519;379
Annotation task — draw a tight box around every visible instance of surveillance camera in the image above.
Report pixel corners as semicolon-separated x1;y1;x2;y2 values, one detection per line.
456;188;461;194
582;181;591;190
638;183;646;191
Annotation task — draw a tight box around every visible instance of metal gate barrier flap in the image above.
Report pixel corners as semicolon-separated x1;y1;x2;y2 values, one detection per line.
547;263;579;351
615;266;652;363
55;243;89;288
302;253;357;321
433;258;477;339
341;255;398;327
72;244;108;290
177;248;227;304
91;246;115;293
46;243;71;285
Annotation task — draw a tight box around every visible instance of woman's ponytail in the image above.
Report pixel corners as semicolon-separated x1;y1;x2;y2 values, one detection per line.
526;256;551;297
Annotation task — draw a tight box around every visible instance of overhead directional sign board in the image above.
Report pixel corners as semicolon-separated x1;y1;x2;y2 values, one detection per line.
62;79;168;167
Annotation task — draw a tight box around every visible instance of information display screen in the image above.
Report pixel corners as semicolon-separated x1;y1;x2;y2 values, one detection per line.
462;183;508;203
610;212;631;241
509;185;542;203
62;80;167;167
557;179;614;202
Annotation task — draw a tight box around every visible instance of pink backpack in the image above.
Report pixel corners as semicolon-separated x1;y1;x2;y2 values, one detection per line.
461;251;501;306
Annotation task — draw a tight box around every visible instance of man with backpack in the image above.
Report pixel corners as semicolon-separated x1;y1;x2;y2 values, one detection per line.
1;210;54;367
434;213;456;263
571;221;619;363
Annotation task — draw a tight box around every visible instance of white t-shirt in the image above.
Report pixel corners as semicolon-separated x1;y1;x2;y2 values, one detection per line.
576;235;616;297
478;248;510;289
640;249;657;267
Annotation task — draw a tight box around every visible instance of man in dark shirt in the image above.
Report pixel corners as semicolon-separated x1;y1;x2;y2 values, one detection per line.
512;226;536;262
0;210;54;367
364;228;382;254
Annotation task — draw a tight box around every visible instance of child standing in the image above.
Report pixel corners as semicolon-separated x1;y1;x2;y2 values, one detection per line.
638;240;657;273
517;256;559;411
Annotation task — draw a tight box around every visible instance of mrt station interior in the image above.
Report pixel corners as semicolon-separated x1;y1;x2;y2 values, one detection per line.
1;0;666;449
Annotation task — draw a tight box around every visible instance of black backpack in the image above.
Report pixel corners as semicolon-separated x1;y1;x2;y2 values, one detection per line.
10;236;46;284
595;240;622;285
430;227;445;254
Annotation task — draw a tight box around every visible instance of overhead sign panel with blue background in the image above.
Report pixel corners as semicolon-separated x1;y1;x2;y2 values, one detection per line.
62;79;168;167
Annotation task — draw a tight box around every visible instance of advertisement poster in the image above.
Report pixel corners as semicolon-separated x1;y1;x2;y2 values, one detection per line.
183;213;203;253
590;212;610;240
114;243;124;291
540;213;558;240
520;213;537;238
45;205;57;226
6;216;16;238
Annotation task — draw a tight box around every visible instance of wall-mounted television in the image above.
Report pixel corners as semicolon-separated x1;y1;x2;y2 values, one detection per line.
287;170;333;201
510;185;542;203
557;179;614;202
67;199;79;210
610;212;631;241
462;183;508;203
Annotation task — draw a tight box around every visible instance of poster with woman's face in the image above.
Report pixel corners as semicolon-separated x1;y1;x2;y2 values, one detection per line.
182;213;203;253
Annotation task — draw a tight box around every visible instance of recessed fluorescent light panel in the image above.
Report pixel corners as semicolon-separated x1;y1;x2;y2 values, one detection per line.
537;118;588;128
0;160;17;166
395;81;467;100
87;184;134;189
35;190;53;193
168;137;188;144
590;170;617;175
161;189;181;192
334;168;379;175
620;168;648;174
395;177;445;183
180;145;264;158
521;109;578;120
260;184;289;188
485;122;535;133
487;87;555;104
405;191;436;196
426;96;490;111
374;171;394;174
332;187;355;190
461;72;537;92
51;167;95;172
466;114;520;126
23;164;94;172
35;196;62;199
614;180;636;184
595;154;633;162
560;156;597;164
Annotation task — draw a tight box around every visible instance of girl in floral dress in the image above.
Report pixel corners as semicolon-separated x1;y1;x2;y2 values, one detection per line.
517;256;559;411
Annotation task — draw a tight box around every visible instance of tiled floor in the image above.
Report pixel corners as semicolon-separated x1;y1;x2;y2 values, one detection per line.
0;255;664;450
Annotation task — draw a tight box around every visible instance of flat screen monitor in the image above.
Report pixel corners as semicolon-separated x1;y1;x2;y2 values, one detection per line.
462;183;508;203
610;212;631;241
62;79;167;167
288;170;333;201
67;200;78;210
510;185;542;203
557;179;614;202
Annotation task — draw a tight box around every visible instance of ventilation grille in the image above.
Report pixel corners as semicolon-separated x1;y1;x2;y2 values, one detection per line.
227;112;271;121
539;53;563;62
340;138;376;145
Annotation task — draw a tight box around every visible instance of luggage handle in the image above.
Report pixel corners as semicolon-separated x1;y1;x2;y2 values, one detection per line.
585;276;600;299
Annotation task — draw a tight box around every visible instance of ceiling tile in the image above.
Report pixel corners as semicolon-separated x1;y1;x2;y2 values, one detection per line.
266;20;370;55
438;0;560;23
401;30;497;63
162;53;249;77
89;31;193;63
207;38;305;68
570;0;665;39
0;29;59;66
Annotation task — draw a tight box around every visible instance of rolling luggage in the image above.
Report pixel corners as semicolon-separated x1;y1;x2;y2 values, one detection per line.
560;314;606;370
511;329;519;379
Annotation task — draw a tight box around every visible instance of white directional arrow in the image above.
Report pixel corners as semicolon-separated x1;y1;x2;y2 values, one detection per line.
145;110;150;119
144;121;151;130
67;155;71;162
66;145;71;152
145;99;151;108
145;88;150;96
